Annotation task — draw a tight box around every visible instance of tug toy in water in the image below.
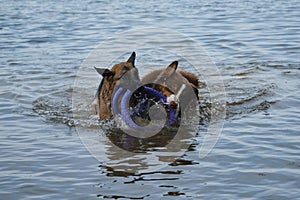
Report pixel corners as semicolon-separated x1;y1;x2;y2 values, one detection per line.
112;85;181;130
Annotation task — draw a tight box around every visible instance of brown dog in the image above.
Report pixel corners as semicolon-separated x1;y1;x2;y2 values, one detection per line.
94;52;140;120
140;61;199;122
141;60;199;101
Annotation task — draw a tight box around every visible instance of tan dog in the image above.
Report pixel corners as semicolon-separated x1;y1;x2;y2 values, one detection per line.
94;52;140;120
140;61;199;123
142;60;199;103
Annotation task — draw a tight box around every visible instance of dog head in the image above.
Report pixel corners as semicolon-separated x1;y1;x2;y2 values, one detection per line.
142;61;199;100
94;52;141;120
141;61;199;118
94;51;139;84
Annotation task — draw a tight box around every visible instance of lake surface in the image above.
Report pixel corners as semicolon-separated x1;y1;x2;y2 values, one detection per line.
1;0;299;199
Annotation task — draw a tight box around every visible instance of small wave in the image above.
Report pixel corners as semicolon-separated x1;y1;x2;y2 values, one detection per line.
223;62;285;120
32;89;75;127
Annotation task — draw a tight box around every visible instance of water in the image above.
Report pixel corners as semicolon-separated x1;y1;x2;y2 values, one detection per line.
1;0;300;199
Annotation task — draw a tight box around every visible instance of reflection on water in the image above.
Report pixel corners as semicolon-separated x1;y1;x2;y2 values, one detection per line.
1;0;300;199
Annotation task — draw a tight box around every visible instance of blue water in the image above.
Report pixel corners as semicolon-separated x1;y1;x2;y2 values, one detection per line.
1;0;300;199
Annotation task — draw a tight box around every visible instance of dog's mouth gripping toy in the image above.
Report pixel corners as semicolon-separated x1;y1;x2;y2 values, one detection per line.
112;84;186;130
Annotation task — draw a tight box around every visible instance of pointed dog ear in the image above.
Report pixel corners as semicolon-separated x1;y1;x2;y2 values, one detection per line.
165;61;178;76
94;67;114;77
127;51;136;66
167;61;178;70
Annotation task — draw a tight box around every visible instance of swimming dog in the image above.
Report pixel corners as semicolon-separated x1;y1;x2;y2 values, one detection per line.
141;60;199;104
94;52;140;120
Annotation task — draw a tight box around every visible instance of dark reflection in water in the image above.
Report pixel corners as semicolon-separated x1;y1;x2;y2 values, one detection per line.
106;127;179;153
